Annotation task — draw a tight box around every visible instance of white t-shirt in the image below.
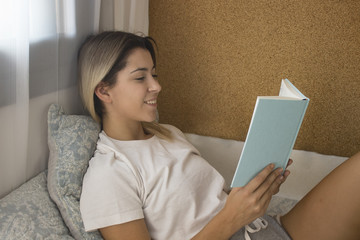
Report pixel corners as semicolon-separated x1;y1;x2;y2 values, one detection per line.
80;124;227;239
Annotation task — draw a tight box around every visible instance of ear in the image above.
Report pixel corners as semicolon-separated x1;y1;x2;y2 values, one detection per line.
94;82;112;103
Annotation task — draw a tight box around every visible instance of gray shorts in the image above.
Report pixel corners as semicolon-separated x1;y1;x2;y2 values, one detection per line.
230;215;292;240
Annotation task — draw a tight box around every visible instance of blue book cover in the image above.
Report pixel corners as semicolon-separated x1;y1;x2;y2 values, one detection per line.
231;79;309;188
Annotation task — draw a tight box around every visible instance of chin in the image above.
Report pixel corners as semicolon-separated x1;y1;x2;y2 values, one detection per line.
139;109;158;123
142;115;157;123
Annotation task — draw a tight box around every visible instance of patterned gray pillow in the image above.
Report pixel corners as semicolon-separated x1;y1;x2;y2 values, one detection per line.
0;172;74;239
47;104;103;239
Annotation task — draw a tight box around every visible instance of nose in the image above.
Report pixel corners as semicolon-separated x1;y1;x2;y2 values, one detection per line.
148;77;161;93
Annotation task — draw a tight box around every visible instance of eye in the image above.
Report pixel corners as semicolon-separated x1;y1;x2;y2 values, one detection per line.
135;77;145;81
152;74;158;79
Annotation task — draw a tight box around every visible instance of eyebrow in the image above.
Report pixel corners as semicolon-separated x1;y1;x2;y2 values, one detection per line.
130;66;155;74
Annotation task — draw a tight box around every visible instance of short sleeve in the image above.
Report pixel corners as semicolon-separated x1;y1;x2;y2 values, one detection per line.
80;151;144;232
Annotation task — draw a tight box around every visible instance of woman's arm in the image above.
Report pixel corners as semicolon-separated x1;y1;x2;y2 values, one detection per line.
99;219;151;240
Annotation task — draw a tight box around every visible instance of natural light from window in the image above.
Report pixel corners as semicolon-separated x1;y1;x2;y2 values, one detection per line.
56;0;76;37
0;1;16;38
30;0;57;42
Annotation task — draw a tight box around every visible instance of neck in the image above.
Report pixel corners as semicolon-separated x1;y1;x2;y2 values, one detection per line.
102;115;150;141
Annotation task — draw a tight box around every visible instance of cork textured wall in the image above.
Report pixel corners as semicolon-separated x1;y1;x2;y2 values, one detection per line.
149;0;360;157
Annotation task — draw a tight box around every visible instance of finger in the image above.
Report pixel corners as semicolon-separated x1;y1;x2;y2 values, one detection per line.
249;167;287;216
257;173;284;214
255;167;283;198
281;169;290;182
286;159;293;168
268;169;291;196
257;170;284;208
245;163;275;192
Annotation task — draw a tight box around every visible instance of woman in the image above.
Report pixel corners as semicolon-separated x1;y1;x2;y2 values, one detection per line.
78;31;360;240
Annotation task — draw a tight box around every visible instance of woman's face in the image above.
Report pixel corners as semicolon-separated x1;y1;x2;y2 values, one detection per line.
105;48;161;123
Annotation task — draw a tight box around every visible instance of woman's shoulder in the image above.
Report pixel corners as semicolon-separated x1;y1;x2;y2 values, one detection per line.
83;148;140;190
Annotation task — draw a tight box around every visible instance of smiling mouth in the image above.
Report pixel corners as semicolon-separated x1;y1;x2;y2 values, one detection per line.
144;99;157;104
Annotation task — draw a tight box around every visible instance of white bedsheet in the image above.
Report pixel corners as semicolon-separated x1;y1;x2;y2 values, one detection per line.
185;133;347;201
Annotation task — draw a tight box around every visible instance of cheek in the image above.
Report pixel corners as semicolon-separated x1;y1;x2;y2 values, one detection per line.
130;87;147;102
109;83;147;109
115;89;145;108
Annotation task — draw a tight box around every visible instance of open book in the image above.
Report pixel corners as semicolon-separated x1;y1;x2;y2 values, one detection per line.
231;79;309;188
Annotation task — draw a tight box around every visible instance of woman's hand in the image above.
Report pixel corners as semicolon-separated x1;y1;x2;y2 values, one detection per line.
221;161;291;235
193;160;292;240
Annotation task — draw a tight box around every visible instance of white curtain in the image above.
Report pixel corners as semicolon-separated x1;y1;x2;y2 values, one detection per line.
100;0;149;35
0;0;149;198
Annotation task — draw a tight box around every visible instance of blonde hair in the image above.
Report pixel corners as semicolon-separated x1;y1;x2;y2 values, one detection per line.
78;31;172;140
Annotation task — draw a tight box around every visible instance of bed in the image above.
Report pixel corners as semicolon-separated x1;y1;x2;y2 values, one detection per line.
0;104;347;239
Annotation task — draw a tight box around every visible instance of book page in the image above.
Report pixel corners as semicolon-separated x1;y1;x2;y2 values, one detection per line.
279;79;307;99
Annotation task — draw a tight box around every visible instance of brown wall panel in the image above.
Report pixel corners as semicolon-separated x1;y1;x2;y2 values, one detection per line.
149;0;360;157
